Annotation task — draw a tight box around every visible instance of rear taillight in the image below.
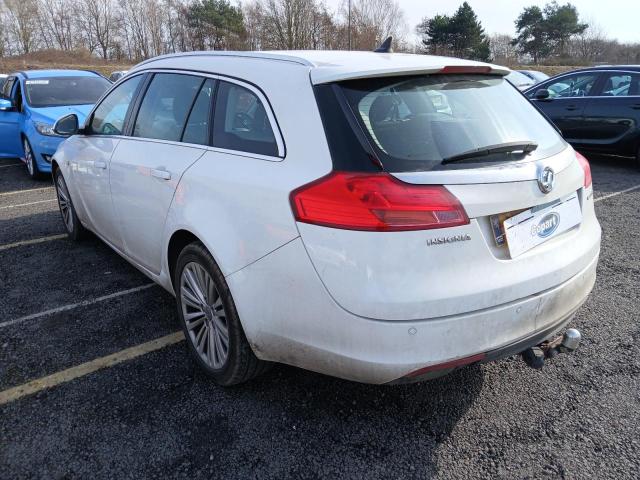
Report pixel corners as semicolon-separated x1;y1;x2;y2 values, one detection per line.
290;172;469;232
576;151;592;188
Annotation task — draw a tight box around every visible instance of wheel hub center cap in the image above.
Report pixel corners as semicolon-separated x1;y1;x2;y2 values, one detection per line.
203;305;214;321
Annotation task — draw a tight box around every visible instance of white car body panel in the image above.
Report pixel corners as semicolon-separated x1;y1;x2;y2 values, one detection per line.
227;236;598;384
52;50;601;383
63;136;124;248
109;138;206;274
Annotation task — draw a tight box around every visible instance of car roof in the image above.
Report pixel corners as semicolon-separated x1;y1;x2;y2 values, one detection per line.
13;69;103;79
562;65;640;74
132;50;510;85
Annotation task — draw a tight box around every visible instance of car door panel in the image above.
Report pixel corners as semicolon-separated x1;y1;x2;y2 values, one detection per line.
534;98;590;141
579;73;640;156
109;139;206;274
69;136;124;247
0;78;24;158
530;72;599;143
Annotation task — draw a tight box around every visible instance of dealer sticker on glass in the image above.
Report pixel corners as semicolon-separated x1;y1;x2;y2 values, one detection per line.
502;193;582;258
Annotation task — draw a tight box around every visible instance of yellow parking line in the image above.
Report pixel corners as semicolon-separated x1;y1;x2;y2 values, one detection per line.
0;187;55;196
0;234;67;252
0;332;185;406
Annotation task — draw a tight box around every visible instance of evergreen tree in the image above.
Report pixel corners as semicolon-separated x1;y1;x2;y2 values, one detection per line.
417;2;491;62
513;2;588;63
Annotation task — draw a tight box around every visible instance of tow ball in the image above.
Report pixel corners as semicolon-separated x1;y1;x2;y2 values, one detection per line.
521;329;582;369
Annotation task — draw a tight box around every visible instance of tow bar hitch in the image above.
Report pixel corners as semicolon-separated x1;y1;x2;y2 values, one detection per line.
521;328;582;369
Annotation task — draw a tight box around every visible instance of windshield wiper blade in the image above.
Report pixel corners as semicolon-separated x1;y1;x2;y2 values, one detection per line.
441;141;539;165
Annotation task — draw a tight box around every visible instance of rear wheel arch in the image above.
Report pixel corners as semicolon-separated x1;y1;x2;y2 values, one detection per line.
167;230;202;288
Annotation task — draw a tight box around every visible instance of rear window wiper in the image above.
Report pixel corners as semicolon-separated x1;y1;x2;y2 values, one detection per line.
441;141;538;165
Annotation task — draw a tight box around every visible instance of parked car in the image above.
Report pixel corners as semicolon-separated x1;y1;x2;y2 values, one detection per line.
51;51;600;385
505;70;536;90
0;70;111;178
0;74;7;92
518;70;550;84
109;70;128;82
526;66;640;166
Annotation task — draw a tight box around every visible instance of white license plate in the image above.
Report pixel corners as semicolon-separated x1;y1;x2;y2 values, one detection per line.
503;193;582;258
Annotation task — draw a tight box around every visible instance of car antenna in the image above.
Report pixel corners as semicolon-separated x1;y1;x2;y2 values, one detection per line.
374;36;393;53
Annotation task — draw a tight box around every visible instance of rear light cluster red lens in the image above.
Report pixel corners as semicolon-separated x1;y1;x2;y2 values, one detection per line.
576;151;592;188
290;172;469;232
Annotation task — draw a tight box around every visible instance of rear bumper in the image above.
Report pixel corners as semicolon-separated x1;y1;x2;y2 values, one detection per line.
227;238;599;384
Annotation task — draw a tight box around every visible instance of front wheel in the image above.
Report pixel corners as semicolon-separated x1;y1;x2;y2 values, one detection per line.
54;169;87;241
175;242;270;385
23;138;42;180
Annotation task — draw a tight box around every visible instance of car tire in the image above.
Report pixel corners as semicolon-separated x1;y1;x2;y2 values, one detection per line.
175;242;270;385
54;169;88;241
23;138;42;180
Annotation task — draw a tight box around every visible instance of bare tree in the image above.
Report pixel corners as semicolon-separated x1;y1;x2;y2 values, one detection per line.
571;20;608;63
490;33;517;64
38;0;76;51
76;0;117;59
3;0;41;54
342;0;407;51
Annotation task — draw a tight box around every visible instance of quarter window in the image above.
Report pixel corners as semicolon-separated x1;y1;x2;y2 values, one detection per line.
89;75;142;136
213;81;278;157
182;79;215;145
133;73;203;142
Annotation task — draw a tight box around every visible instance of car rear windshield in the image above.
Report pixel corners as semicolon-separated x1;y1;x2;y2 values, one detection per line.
338;74;566;172
25;76;111;108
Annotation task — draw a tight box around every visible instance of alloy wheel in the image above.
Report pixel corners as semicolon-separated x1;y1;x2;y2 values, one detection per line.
180;261;229;369
56;174;74;233
24;140;34;176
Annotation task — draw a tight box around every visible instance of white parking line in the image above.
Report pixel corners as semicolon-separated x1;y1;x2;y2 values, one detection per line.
0;234;67;252
0;163;22;168
0;199;57;210
0;331;185;406
0;283;156;329
0;186;55;197
594;184;640;203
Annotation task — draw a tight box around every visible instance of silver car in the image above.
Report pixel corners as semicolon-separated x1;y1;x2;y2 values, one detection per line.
51;51;601;385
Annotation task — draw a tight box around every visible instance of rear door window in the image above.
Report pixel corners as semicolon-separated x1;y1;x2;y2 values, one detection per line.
340;74;566;172
212;81;278;157
133;73;203;142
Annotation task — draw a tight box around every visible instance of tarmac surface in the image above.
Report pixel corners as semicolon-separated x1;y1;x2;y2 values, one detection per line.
1;155;639;479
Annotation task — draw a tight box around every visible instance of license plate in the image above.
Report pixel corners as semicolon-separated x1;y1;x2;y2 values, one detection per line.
500;193;582;258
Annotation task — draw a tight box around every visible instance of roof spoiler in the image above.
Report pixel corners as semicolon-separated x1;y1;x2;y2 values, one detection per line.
374;37;393;53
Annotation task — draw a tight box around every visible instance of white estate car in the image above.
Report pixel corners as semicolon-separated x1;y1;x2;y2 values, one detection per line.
51;51;601;385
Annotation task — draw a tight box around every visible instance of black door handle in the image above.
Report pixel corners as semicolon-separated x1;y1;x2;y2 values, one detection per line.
631;104;640;110
565;105;579;111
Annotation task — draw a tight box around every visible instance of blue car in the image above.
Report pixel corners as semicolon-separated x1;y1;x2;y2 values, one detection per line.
0;69;111;179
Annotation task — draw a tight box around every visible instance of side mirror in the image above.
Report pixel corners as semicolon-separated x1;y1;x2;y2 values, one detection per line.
535;89;551;101
53;114;79;136
0;98;15;111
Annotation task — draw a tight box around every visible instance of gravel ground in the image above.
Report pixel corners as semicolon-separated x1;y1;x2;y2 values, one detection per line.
0;155;639;479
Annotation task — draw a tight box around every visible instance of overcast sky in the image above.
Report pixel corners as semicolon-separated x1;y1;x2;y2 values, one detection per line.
324;0;639;43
